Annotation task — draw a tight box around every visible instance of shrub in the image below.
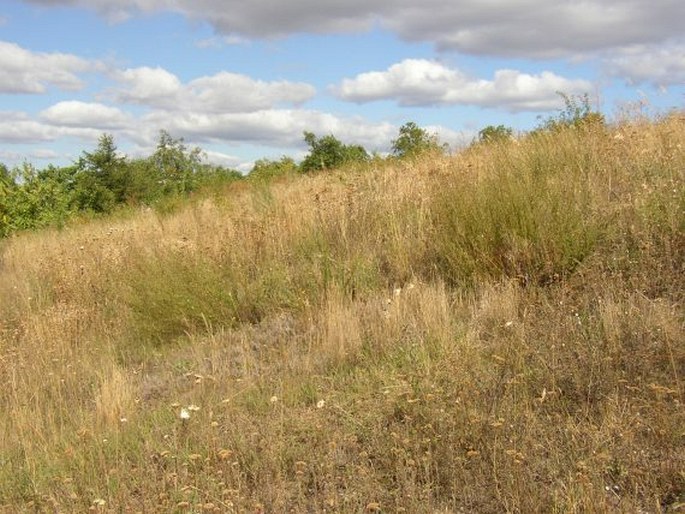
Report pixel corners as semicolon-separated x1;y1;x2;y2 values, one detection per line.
300;132;369;172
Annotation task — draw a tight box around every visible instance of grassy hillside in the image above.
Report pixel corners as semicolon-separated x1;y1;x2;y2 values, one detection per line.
0;114;683;513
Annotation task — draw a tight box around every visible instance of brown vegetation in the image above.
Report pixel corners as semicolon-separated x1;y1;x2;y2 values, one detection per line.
0;114;683;512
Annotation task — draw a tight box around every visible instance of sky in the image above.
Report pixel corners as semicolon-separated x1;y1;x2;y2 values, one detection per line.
1;0;683;172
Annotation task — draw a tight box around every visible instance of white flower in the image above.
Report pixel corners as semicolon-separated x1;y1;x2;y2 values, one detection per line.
316;400;326;409
180;408;191;420
270;396;279;403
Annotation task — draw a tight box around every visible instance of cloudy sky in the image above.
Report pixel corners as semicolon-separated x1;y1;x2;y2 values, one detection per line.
1;0;683;170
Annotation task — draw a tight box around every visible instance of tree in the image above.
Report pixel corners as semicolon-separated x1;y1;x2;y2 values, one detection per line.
300;132;369;173
478;125;513;144
152;130;204;193
391;122;444;158
75;133;128;211
4;162;78;233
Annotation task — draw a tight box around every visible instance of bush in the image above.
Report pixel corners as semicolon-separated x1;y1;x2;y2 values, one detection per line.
300;132;369;172
537;92;605;132
249;157;298;182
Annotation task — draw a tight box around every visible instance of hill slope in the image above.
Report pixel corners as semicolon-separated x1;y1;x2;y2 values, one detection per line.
1;115;683;512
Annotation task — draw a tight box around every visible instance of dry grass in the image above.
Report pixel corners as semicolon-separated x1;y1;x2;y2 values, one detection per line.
0;114;683;512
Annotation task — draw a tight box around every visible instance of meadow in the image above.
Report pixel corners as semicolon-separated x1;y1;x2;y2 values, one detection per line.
0;113;683;512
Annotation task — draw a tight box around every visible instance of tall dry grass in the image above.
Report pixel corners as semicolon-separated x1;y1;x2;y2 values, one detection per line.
0;114;683;512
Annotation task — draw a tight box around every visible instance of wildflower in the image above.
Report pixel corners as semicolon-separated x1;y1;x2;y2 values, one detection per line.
269;396;278;403
180;408;190;421
316;399;326;409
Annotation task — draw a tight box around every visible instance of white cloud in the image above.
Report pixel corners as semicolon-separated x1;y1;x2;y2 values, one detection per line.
21;0;685;58
425;125;478;151
109;66;182;107
0;40;98;94
334;59;592;112
203;149;243;167
138;109;397;150
40;101;133;129
109;66;316;112
0;108;122;147
185;73;316;112
0;112;57;143
604;42;685;88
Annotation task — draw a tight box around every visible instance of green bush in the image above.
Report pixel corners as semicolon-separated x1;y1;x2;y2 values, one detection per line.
537;92;605;132
300;132;369;172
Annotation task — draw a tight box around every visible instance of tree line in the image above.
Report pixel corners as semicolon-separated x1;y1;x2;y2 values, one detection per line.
0;121;449;237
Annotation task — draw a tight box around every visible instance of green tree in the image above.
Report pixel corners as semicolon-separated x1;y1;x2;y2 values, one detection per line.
74;134;128;211
391;122;444;158
5;162;78;233
300;132;369;173
152;130;203;194
478;125;514;144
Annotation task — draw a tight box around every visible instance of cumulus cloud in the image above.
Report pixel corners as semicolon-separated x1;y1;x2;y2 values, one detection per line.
20;0;685;58
185;72;316;112
0;112;57;143
334;59;592;112
604;42;685;88
109;66;316;112
40;101;133;129
138;109;397;149
0;40;98;94
109;66;182;107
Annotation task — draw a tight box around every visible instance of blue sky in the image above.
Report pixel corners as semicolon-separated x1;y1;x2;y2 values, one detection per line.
1;0;683;171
